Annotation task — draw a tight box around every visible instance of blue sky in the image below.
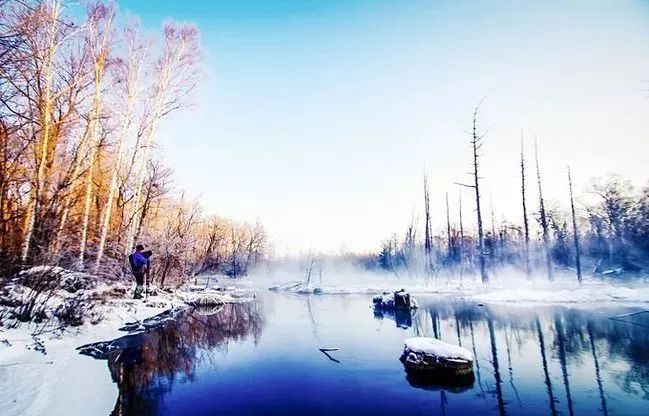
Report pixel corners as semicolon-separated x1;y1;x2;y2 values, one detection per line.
116;0;649;254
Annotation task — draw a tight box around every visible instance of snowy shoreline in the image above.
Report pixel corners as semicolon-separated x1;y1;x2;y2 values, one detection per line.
0;283;254;416
266;278;649;305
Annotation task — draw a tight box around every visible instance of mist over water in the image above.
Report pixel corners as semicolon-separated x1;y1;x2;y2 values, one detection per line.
242;257;649;305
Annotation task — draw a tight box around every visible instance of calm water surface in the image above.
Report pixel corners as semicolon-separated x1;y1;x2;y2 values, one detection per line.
87;294;649;415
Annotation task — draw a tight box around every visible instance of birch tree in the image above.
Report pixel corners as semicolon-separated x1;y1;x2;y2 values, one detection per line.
94;22;148;270
21;0;64;262
78;2;114;268
124;23;200;253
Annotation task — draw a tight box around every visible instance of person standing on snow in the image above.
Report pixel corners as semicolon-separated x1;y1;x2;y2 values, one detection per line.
128;244;147;299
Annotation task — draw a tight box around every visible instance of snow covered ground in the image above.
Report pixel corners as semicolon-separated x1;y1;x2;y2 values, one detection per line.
0;297;173;416
0;278;254;416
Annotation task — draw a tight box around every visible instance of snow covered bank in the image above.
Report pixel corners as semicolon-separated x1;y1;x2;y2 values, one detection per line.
266;275;649;305
0;268;256;416
467;281;649;304
0;297;172;416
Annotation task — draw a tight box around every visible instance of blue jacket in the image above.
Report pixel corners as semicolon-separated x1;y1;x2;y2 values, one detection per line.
131;251;147;271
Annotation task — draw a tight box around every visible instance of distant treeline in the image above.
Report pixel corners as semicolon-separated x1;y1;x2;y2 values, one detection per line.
368;104;648;281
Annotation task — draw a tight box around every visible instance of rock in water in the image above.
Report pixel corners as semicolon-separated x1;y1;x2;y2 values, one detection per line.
373;289;418;310
400;337;474;376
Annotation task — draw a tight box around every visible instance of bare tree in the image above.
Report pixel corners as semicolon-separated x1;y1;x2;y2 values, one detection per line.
535;139;554;281
21;0;66;262
125;22;201;253
458;192;465;280
445;192;452;261
94;21;149;270
423;173;433;273
78;2;114;268
567;166;582;283
520;133;531;277
456;102;488;282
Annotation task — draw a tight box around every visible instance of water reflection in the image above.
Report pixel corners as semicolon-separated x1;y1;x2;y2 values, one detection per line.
379;299;649;415
373;307;413;329
82;303;264;416
82;296;649;416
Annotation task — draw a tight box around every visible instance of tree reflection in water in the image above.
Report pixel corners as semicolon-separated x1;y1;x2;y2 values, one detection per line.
82;303;264;416
374;299;649;415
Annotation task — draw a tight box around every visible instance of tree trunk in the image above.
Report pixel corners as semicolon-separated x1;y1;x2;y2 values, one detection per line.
567;167;582;283
446;192;452;261
535;140;554;281
471;105;487;282
520;134;531;277
423;174;433;273
22;1;61;262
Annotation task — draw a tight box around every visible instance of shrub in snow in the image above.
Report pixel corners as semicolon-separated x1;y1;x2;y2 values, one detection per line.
1;266;105;330
400;337;474;376
19;266;97;293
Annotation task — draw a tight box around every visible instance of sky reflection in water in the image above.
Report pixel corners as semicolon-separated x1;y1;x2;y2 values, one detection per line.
85;295;649;416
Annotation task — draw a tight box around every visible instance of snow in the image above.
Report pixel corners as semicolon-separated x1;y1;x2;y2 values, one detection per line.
264;272;649;305
0;280;249;416
403;337;473;362
0;298;171;416
468;282;649;304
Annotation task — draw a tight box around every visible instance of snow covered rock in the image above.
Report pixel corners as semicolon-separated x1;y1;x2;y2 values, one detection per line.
177;287;254;306
400;337;473;375
373;289;418;310
19;265;97;293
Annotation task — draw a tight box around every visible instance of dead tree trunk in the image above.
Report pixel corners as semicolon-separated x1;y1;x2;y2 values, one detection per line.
423;174;433;273
520;134;531;277
446;192;452;261
535;140;554;281
567;167;582;284
456;103;488;282
458;193;464;272
471;104;488;282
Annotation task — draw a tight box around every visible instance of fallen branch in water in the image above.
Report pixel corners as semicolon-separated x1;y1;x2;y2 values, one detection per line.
319;348;340;363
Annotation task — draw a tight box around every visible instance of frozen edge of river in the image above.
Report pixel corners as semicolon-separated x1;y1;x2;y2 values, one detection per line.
0;288;249;416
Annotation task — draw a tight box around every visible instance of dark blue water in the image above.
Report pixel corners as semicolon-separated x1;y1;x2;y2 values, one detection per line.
88;294;649;415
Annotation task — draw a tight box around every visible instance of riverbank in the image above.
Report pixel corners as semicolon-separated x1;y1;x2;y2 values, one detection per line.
0;278;252;416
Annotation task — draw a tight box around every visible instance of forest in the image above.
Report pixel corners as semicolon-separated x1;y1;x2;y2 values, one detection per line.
372;104;649;283
0;0;269;288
